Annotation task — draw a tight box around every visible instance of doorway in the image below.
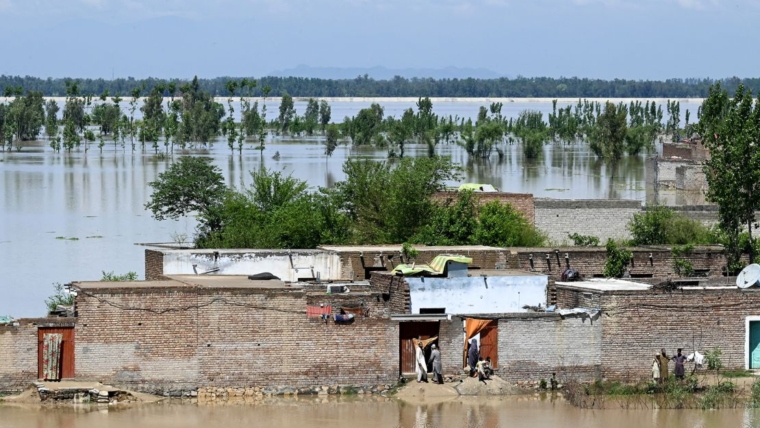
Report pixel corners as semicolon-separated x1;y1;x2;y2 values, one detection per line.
38;327;75;380
399;321;439;374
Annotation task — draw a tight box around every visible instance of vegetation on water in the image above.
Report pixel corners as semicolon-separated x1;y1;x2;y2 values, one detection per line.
2;75;760;98
146;156;546;249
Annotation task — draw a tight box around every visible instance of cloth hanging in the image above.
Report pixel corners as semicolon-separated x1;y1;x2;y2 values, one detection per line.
463;319;495;366
42;333;63;381
412;336;438;350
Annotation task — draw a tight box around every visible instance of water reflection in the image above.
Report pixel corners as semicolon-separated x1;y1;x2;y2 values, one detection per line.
0;395;756;428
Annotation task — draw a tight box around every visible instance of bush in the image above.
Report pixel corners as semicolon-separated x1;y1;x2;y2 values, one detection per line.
474;201;546;247
603;240;632;278
568;233;600;247
45;282;74;312
705;348;723;371
629;206;714;246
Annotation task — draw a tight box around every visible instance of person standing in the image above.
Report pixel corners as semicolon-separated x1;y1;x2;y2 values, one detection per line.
651;353;661;383
415;342;428;383
672;348;687;380
468;339;479;377
657;348;670;383
428;344;443;384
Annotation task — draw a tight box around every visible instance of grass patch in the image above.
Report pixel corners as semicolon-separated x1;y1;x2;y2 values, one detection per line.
55;236;79;241
86;235;103;239
339;386;358;396
720;369;754;378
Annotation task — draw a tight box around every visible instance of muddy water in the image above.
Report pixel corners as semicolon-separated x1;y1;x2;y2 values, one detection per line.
0;396;755;428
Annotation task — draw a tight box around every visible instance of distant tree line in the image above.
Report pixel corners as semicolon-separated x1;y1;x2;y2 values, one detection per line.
2;75;760;98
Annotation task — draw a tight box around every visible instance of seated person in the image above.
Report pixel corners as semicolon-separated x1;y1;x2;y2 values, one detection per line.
484;357;494;377
476;357;490;381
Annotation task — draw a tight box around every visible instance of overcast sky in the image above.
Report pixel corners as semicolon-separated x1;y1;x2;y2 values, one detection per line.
0;0;757;79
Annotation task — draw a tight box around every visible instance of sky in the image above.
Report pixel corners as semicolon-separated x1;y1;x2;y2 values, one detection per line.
0;0;758;80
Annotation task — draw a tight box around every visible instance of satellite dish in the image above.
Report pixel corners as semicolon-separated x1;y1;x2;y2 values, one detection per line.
736;264;760;288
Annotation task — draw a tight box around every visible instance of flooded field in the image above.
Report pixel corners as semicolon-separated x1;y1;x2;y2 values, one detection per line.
0;395;756;428
0;98;690;317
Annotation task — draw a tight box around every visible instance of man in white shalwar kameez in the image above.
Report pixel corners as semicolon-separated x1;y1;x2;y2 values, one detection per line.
415;342;428;383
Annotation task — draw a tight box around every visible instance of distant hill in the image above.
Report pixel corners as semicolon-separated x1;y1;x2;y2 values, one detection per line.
267;65;504;80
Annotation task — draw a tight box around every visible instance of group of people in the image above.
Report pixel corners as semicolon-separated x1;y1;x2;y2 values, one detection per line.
652;348;688;383
467;339;493;382
415;341;443;384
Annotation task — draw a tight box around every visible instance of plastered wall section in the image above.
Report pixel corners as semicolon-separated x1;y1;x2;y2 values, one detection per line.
405;275;547;314
150;249;343;282
534;199;642;244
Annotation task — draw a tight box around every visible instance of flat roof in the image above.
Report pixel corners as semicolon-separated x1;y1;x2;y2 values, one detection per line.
469;269;545;277
318;245;498;253
75;276;371;290
555;278;651;292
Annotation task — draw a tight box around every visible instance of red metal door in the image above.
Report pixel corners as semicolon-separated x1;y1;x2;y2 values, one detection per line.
399;322;439;374
38;327;75;379
479;321;498;369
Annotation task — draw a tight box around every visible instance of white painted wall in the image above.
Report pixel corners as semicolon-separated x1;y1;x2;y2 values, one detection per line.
161;250;343;282
405;275;547;314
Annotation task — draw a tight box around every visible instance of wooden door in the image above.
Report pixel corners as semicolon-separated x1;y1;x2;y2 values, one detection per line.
399;322;439;374
751;321;760;369
38;327;75;379
479;321;498;369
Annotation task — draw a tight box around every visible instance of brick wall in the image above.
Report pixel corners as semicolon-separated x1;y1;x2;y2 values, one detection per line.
145;250;166;281
0;318;76;393
433;192;535;225
598;288;760;381
369;272;410;315
662;143;694;160
0;320;38;393
534;199;642;244
74;286;399;393
510;246;726;284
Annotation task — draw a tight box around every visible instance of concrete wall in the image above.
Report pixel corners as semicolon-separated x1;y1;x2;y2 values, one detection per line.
74;285;399;394
405;275;547;314
149;249;343;282
534;199;642;244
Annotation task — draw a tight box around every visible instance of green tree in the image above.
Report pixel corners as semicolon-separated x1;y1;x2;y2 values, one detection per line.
45;283;74;312
590;102;628;162
698;84;760;268
319;100;331;132
413;191;478;245
145;157;227;231
101;271;139;281
140;85;166;153
324;123;340;157
303;98;319;136
278;92;295;133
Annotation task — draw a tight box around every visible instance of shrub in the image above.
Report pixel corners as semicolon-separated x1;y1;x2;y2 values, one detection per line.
629;206;713;246
705;348;723;371
568;233;600;247
474;201;546;247
603;240;632;278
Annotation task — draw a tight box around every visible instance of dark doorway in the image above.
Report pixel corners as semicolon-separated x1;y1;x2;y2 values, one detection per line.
399;321;439;374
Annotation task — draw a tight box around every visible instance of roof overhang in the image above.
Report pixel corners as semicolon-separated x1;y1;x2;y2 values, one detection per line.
391;313;451;322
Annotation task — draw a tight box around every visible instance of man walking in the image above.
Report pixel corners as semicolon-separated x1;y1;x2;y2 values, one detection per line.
429;344;443;384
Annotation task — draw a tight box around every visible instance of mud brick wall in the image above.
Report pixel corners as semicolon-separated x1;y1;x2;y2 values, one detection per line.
598;289;760;381
433;191;535;225
338;247;508;280
497;314;602;383
369;273;411;315
145;249;166;281
510;246;726;283
74;286;399;392
0;321;39;393
436;318;465;376
195;289;397;388
534;199;642;244
75;287;201;392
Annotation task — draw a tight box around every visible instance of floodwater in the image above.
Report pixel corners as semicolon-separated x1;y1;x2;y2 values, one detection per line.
0;99;674;318
0;396;756;428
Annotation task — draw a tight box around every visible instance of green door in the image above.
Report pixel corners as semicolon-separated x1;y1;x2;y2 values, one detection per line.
750;321;760;369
